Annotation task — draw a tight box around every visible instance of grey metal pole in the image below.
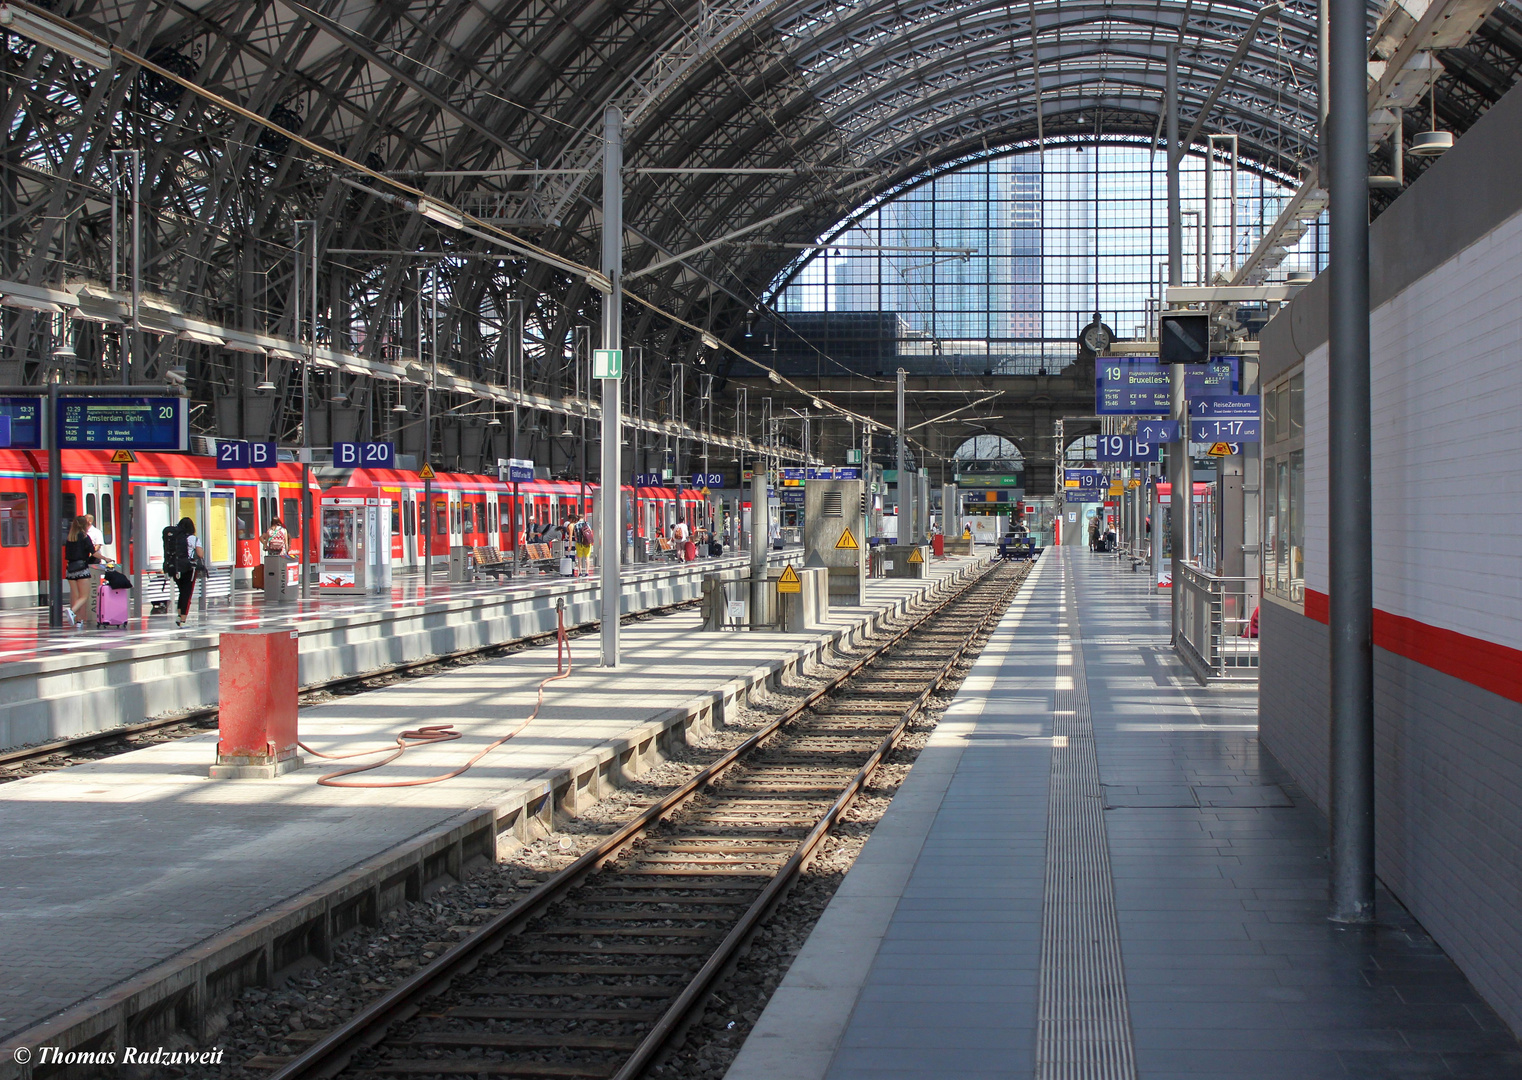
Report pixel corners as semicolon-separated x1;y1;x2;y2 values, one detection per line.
129;150;140;385
750;472;767;623
47;383;62;627
1166;44;1189;635
1327;0;1375;925
296;220;313;600
895;368;906;536
422;268;433;587
599;105;623;667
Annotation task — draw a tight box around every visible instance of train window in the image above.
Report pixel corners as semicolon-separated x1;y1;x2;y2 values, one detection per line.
85;493;97;523
462;501;475;533
283;497;301;538
62;492;77;527
100;494;113;543
391;503;400;536
0;492;29;546
435;503;448;537
236;497;256;541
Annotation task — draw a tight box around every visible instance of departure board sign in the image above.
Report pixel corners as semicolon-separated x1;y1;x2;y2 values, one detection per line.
779;468;806;487
0;415;10;448
0;398;42;449
1095;357;1238;415
56;396;185;450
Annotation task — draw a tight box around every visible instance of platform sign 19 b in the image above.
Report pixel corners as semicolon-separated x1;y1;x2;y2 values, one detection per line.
333;441;394;468
216;441;279;468
57;396;185;450
1097;435;1161;462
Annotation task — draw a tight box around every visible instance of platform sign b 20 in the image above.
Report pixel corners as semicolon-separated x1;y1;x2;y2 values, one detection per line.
333;442;395;468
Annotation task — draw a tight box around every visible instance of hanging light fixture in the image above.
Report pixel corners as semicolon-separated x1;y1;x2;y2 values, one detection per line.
1412;80;1453;155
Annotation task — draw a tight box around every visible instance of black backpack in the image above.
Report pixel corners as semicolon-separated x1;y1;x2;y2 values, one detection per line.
162;525;188;576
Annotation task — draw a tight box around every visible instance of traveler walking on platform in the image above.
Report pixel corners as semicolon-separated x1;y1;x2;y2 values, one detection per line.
572;515;594;576
671;517;690;561
164;517;204;628
63;516;101;628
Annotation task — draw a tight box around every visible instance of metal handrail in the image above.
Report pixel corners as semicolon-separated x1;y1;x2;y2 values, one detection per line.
1176;562;1260;681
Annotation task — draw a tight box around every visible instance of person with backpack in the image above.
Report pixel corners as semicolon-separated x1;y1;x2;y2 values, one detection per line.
572;516;594;576
162;517;204;628
262;516;289;558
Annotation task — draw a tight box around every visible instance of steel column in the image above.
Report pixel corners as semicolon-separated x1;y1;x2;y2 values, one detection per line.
599;106;623;668
1327;0;1376;925
1166;45;1190;637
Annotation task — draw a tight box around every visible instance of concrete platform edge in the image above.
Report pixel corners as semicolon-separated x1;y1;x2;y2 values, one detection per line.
0;555;988;1075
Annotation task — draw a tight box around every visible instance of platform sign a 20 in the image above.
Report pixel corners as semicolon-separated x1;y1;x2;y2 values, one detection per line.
334;441;395;469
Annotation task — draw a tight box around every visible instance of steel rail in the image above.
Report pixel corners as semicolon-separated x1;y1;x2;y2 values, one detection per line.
271;556;1024;1080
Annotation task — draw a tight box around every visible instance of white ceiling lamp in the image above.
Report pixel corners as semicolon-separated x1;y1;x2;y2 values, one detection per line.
1412;80;1453;156
416;197;466;231
256;378;277;392
0;5;112;68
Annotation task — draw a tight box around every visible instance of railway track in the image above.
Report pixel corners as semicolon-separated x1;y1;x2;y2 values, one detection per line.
0;594;703;781
271;557;1031;1080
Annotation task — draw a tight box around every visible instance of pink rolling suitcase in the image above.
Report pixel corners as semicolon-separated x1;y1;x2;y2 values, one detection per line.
97;581;131;628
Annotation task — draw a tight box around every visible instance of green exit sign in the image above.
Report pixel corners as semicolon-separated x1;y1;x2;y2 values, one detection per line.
593;349;623;379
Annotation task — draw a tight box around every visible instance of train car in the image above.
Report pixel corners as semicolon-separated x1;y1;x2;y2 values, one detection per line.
0;444;714;608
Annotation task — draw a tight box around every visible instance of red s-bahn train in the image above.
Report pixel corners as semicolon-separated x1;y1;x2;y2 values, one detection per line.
0;447;710;608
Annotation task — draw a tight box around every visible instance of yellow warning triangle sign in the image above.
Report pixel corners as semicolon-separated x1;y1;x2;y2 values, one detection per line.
907;546;924;563
110;449;136;464
777;564;801;593
1207;442;1233;457
835;527;859;550
418;462;436;479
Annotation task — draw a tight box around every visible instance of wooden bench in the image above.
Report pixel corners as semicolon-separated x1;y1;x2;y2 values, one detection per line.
519;542;562;574
653;537;680;561
470;546;511;578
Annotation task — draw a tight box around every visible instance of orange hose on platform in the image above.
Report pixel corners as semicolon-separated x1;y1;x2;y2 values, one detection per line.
299;614;574;788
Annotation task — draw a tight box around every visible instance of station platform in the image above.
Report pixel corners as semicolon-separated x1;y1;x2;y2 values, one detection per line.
0;550;797;752
0;552;988;1060
726;550;1521;1080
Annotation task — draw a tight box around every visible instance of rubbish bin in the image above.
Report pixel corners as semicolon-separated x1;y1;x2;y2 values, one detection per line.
263;555;291;603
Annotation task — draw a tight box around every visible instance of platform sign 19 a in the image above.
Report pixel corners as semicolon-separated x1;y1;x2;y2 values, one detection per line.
333;441;395;468
216;441;279;468
1096;435;1161;462
57;396;185;450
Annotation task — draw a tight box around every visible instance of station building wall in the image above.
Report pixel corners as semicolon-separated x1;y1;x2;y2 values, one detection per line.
1259;80;1522;1036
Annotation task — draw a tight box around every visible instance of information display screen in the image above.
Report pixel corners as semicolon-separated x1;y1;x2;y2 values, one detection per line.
57;396;185;450
1095;357;1239;415
0;399;41;448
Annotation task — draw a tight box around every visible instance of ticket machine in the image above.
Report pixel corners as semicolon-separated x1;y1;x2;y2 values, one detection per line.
318;487;393;594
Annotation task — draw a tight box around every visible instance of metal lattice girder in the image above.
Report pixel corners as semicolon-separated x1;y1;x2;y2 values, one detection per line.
3;0;1519;438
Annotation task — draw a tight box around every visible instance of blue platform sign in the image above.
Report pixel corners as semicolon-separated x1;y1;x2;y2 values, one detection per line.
691;472;725;487
0;414;10;448
1134;419;1181;443
333;441;395;468
1189;395;1261;442
1191;417;1260;442
1097;435;1161;462
806;467;835;480
835;466;862;480
0;399;42;449
634;473;663;487
506;457;535;483
57;396;185;450
1064;468;1104;490
216;441;279;468
1095;357;1239;415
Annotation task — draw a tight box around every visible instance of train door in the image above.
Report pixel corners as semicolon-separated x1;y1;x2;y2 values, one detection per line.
400;487;418;568
79;474;117;562
448;490;463;552
484;492;499;551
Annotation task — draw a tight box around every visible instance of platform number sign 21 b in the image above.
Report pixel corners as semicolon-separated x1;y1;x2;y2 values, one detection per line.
334;442;395;469
217;441;279;468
